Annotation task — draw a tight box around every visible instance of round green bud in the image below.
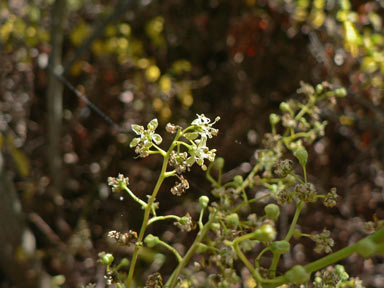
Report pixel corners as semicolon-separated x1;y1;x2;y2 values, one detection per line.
335;88;347;97
335;265;349;281
119;258;129;267
102;253;114;266
270;240;290;254
280;102;291;112
211;222;221;232
225;213;240;228
213;157;225;169
144;234;160;248
234;175;243;185
264;204;280;221
269;113;281;125
315;84;324;94
285;265;310;284
251;224;276;242
295;149;308;167
357;238;377;258
199;196;210;209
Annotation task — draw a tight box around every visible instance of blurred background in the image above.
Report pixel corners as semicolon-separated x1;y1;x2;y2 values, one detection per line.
1;0;384;287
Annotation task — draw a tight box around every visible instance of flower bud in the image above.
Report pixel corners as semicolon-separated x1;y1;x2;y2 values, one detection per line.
357;238;377;258
284;265;310;284
101;253;114;266
295;149;308;167
264;204;280;221
199;196;210;209
270;240;290;254
234;175;243;185
119;258;129;267
213;157;225;170
225;213;240;228
251;224;276;242
269;113;281;126
210;222;220;232
315;84;323;94
280;102;290;112
144;234;160;248
335;88;347;97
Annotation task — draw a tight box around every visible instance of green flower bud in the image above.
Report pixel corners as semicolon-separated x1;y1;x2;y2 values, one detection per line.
284;265;310;284
199;196;210;209
335;265;349;281
211;222;221;232
251;224;276;242
144;234;160;248
119;258;129;267
295;149;308;167
264;204;280;221
280;102;291;112
269;113;281;125
357;238;377;258
225;213;240;228
101;253;114;266
315;84;324;94
213;157;225;169
335;88;347;97
234;175;243;185
270;240;290;254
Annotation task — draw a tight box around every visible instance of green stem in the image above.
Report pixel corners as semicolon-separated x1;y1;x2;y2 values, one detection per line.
157;240;182;263
148;215;180;226
123;186;147;208
305;227;384;274
126;132;181;287
269;201;304;277
166;216;215;288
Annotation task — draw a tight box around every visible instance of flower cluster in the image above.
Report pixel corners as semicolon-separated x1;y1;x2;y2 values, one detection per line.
170;175;189;196
277;189;295;205
130;118;162;157
323;187;338;207
174;213;194;232
108;230;138;246
311;229;334;254
107;174;129;192
186;136;217;171
295;183;317;203
169;151;188;174
273;159;293;178
191;114;220;139
144;272;163;288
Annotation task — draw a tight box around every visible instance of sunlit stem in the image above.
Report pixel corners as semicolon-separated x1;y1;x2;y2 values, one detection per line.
157;239;182;263
269;201;304;277
148;215;180;226
123;186;147;208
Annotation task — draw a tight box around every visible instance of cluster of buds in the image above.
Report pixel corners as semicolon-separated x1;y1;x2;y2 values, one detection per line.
273;159;293;178
310;228;334;254
170;175;189;196
174;213;194;232
108;230;138;246
169;151;188;174
277;189;295;205
295;183;317;203
144;272;163;288
165;123;181;134
107;174;129;192
323;187;338;207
